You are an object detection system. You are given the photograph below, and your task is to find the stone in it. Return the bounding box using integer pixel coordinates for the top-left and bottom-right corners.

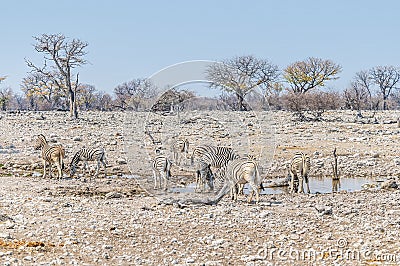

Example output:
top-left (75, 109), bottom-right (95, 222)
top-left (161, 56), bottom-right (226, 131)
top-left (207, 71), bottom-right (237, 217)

top-left (381, 179), bottom-right (398, 189)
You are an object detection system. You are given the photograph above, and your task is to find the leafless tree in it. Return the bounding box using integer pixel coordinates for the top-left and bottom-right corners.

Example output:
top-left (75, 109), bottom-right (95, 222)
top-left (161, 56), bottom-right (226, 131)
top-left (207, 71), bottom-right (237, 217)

top-left (206, 55), bottom-right (280, 111)
top-left (344, 70), bottom-right (382, 119)
top-left (114, 79), bottom-right (156, 110)
top-left (25, 33), bottom-right (88, 118)
top-left (369, 66), bottom-right (400, 110)
top-left (284, 57), bottom-right (342, 94)
top-left (151, 89), bottom-right (195, 112)
top-left (77, 84), bottom-right (96, 111)
top-left (21, 72), bottom-right (65, 110)
top-left (95, 92), bottom-right (114, 111)
top-left (282, 90), bottom-right (342, 121)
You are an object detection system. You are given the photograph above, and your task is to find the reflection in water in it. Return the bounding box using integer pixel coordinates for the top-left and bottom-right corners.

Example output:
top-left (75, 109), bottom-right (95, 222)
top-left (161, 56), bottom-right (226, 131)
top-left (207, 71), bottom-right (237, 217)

top-left (117, 175), bottom-right (374, 195)
top-left (332, 179), bottom-right (341, 192)
top-left (259, 176), bottom-right (371, 195)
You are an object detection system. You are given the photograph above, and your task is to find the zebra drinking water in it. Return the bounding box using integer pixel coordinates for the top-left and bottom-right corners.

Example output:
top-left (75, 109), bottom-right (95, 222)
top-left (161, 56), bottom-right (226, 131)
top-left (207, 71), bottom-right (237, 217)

top-left (212, 158), bottom-right (262, 204)
top-left (191, 145), bottom-right (239, 192)
top-left (70, 147), bottom-right (107, 180)
top-left (288, 152), bottom-right (311, 193)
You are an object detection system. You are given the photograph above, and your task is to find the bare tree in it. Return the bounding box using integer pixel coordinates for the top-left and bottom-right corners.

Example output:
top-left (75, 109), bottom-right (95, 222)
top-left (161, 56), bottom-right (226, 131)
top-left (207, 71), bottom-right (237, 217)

top-left (114, 79), bottom-right (156, 110)
top-left (369, 66), bottom-right (400, 110)
top-left (206, 55), bottom-right (279, 111)
top-left (21, 72), bottom-right (65, 110)
top-left (25, 33), bottom-right (88, 118)
top-left (95, 91), bottom-right (113, 111)
top-left (151, 89), bottom-right (195, 112)
top-left (284, 57), bottom-right (342, 94)
top-left (77, 84), bottom-right (96, 111)
top-left (282, 90), bottom-right (342, 121)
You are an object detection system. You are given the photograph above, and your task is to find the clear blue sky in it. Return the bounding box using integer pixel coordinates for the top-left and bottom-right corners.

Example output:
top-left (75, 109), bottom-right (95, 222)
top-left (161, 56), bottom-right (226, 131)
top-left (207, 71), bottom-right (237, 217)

top-left (1, 0), bottom-right (400, 95)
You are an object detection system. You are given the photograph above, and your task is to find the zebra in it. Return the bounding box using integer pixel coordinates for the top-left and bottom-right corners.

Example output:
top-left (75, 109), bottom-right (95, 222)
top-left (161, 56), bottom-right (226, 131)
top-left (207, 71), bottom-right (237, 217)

top-left (190, 145), bottom-right (239, 192)
top-left (152, 155), bottom-right (172, 190)
top-left (212, 158), bottom-right (262, 204)
top-left (34, 134), bottom-right (65, 179)
top-left (287, 152), bottom-right (311, 194)
top-left (171, 138), bottom-right (189, 166)
top-left (70, 147), bottom-right (107, 180)
top-left (195, 161), bottom-right (214, 192)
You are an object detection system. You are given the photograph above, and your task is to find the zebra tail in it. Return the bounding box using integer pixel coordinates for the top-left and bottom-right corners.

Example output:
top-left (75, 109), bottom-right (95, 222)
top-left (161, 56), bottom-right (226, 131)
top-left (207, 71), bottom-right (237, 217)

top-left (190, 153), bottom-right (194, 166)
top-left (255, 164), bottom-right (264, 190)
top-left (60, 155), bottom-right (64, 171)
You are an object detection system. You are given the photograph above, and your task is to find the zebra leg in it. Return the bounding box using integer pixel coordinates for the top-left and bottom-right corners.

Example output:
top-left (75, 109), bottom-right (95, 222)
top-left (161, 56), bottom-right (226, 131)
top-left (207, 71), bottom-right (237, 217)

top-left (153, 169), bottom-right (158, 189)
top-left (42, 160), bottom-right (47, 179)
top-left (298, 176), bottom-right (304, 193)
top-left (95, 160), bottom-right (100, 179)
top-left (101, 158), bottom-right (107, 177)
top-left (162, 170), bottom-right (168, 191)
top-left (248, 182), bottom-right (260, 203)
top-left (48, 162), bottom-right (53, 179)
top-left (305, 175), bottom-right (310, 194)
top-left (195, 171), bottom-right (200, 192)
top-left (289, 172), bottom-right (295, 194)
top-left (57, 163), bottom-right (62, 180)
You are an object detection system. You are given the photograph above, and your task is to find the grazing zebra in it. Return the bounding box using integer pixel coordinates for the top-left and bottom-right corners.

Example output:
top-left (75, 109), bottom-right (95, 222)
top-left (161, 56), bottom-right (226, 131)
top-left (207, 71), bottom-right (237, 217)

top-left (171, 138), bottom-right (189, 165)
top-left (212, 158), bottom-right (262, 204)
top-left (191, 145), bottom-right (239, 192)
top-left (34, 134), bottom-right (65, 179)
top-left (288, 152), bottom-right (311, 194)
top-left (152, 155), bottom-right (172, 190)
top-left (70, 147), bottom-right (107, 180)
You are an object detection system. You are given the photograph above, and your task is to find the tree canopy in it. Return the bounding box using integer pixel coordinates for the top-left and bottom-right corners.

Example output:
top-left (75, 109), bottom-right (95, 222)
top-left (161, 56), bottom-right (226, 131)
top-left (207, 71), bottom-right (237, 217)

top-left (284, 57), bottom-right (342, 94)
top-left (206, 55), bottom-right (279, 111)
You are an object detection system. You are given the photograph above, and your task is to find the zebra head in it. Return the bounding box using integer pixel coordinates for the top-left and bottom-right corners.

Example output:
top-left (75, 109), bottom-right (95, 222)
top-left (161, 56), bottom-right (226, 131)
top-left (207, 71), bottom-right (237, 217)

top-left (69, 164), bottom-right (77, 178)
top-left (34, 134), bottom-right (47, 150)
top-left (286, 163), bottom-right (292, 182)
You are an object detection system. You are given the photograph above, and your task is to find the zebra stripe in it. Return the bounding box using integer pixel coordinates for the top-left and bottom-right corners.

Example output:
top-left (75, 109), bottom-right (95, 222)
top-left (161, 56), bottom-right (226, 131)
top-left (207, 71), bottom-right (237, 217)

top-left (191, 145), bottom-right (239, 192)
top-left (195, 161), bottom-right (214, 192)
top-left (70, 147), bottom-right (107, 180)
top-left (288, 152), bottom-right (311, 194)
top-left (152, 155), bottom-right (171, 190)
top-left (171, 138), bottom-right (189, 165)
top-left (212, 158), bottom-right (262, 204)
top-left (34, 134), bottom-right (65, 179)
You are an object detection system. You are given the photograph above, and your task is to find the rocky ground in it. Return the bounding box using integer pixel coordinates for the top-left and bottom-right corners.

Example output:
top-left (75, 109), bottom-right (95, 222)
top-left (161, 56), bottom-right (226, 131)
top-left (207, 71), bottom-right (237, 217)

top-left (1, 110), bottom-right (400, 265)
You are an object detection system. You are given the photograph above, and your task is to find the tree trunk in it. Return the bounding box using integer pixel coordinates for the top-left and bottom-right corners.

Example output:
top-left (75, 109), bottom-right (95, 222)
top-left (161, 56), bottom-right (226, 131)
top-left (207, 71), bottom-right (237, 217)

top-left (383, 94), bottom-right (388, 110)
top-left (236, 93), bottom-right (247, 111)
top-left (69, 88), bottom-right (78, 119)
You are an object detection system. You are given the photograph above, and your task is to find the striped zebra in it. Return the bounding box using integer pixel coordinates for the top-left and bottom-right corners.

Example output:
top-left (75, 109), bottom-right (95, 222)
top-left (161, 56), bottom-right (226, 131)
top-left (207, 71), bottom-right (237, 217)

top-left (152, 155), bottom-right (172, 190)
top-left (195, 161), bottom-right (214, 192)
top-left (171, 138), bottom-right (189, 165)
top-left (34, 134), bottom-right (65, 179)
top-left (288, 152), bottom-right (311, 194)
top-left (70, 147), bottom-right (107, 180)
top-left (212, 158), bottom-right (262, 204)
top-left (191, 145), bottom-right (239, 192)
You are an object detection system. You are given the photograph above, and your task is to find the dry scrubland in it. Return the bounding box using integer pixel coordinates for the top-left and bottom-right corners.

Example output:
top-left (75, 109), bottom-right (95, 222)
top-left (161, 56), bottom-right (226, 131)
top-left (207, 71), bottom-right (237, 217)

top-left (0, 110), bottom-right (400, 265)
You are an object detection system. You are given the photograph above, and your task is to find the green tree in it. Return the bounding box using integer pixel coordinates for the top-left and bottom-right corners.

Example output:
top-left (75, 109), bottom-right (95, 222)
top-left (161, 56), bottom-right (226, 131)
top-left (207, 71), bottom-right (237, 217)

top-left (284, 57), bottom-right (342, 94)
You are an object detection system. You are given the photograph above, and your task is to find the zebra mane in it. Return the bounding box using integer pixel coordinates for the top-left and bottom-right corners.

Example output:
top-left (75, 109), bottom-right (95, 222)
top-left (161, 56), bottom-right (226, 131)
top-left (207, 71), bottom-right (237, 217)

top-left (37, 134), bottom-right (48, 144)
